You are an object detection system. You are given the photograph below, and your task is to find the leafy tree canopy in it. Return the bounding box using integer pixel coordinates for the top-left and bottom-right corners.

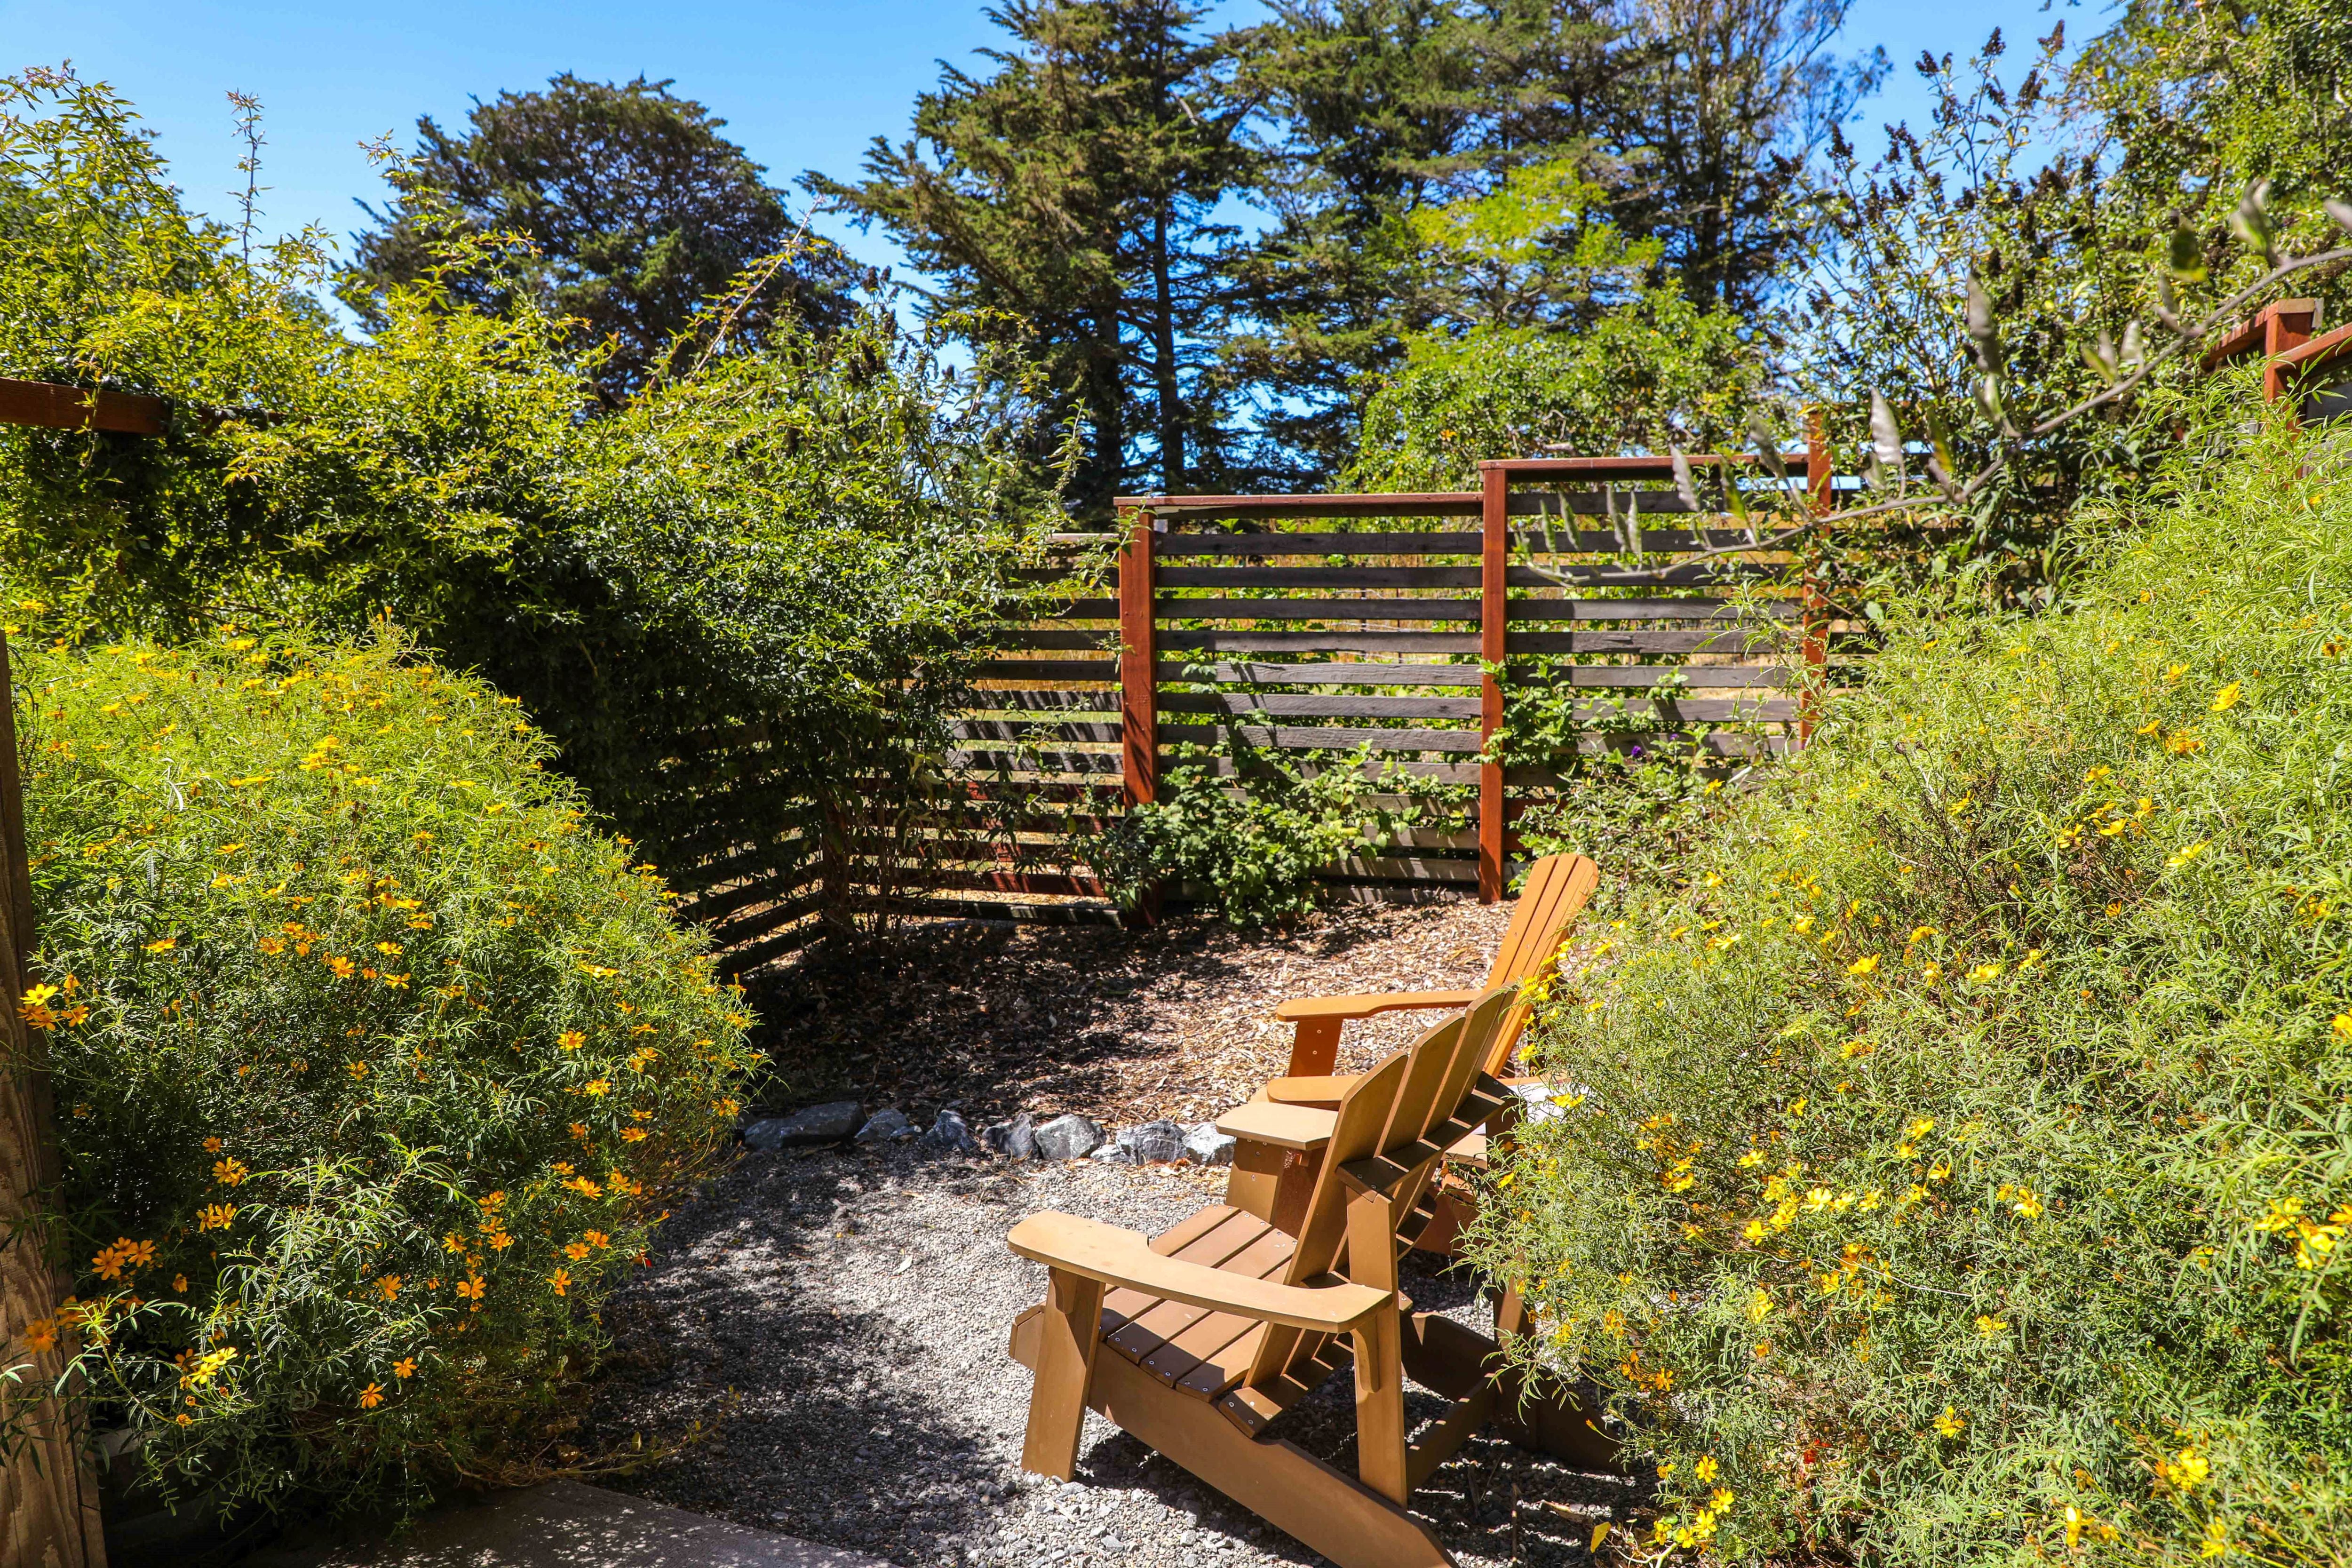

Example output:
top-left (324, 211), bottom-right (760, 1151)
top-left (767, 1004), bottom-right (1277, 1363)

top-left (343, 73), bottom-right (860, 403)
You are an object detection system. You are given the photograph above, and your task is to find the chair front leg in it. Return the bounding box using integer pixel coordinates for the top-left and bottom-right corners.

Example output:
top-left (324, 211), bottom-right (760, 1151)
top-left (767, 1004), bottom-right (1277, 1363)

top-left (1351, 1305), bottom-right (1409, 1504)
top-left (1020, 1266), bottom-right (1105, 1479)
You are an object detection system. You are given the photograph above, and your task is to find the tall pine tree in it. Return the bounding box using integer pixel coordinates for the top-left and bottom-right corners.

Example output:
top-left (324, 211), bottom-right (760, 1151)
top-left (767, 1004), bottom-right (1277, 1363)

top-left (813, 1), bottom-right (1247, 514)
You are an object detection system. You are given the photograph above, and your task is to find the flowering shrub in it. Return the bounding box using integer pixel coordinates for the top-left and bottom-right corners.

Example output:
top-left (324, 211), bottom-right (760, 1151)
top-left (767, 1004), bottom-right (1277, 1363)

top-left (11, 633), bottom-right (756, 1516)
top-left (1470, 392), bottom-right (2352, 1564)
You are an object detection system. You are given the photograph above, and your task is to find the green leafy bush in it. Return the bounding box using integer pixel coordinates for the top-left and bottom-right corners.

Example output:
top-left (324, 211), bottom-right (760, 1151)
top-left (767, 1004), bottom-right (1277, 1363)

top-left (1092, 746), bottom-right (1446, 927)
top-left (0, 66), bottom-right (1061, 886)
top-left (12, 633), bottom-right (757, 1516)
top-left (1470, 393), bottom-right (2352, 1564)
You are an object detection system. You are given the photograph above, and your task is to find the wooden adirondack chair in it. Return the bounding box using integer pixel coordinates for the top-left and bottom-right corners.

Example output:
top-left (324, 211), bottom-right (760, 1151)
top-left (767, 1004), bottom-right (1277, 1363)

top-left (1271, 852), bottom-right (1600, 1083)
top-left (1248, 853), bottom-right (1598, 1256)
top-left (1006, 984), bottom-right (1612, 1568)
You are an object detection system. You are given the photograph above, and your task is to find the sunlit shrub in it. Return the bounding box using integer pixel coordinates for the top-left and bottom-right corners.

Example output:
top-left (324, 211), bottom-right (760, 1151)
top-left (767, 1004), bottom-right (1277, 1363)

top-left (13, 632), bottom-right (757, 1515)
top-left (1470, 393), bottom-right (2352, 1564)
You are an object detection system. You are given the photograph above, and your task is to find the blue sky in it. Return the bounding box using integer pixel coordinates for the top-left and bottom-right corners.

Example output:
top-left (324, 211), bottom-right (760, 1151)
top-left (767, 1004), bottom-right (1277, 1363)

top-left (2, 0), bottom-right (2093, 281)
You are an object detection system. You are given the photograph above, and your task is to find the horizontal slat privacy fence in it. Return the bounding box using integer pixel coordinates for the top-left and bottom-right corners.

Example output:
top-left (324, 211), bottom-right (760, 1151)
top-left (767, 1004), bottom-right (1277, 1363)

top-left (636, 724), bottom-right (827, 979)
top-left (855, 446), bottom-right (1850, 924)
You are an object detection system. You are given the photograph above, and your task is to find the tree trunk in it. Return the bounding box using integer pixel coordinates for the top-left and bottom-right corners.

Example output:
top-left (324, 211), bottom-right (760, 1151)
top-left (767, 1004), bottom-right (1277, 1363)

top-left (1151, 203), bottom-right (1184, 493)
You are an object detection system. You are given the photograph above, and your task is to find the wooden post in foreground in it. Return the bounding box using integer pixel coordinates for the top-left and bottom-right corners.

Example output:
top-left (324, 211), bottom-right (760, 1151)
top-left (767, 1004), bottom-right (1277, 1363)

top-left (1478, 465), bottom-right (1509, 903)
top-left (0, 632), bottom-right (109, 1568)
top-left (1116, 508), bottom-right (1160, 923)
top-left (1798, 412), bottom-right (1833, 748)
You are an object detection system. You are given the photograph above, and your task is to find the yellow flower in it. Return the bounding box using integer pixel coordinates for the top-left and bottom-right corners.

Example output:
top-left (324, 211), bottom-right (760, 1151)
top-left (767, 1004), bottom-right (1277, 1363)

top-left (584, 1078), bottom-right (612, 1097)
top-left (2082, 766), bottom-right (2112, 783)
top-left (2162, 1447), bottom-right (2210, 1492)
top-left (2201, 1517), bottom-right (2231, 1559)
top-left (1905, 1117), bottom-right (1935, 1140)
top-left (357, 1382), bottom-right (385, 1409)
top-left (2335, 1015), bottom-right (2352, 1040)
top-left (2211, 682), bottom-right (2241, 712)
top-left (1745, 1289), bottom-right (1771, 1323)
top-left (558, 1030), bottom-right (586, 1051)
top-left (197, 1203), bottom-right (237, 1231)
top-left (2167, 841), bottom-right (2210, 869)
top-left (143, 937), bottom-right (178, 954)
top-left (1847, 954), bottom-right (1881, 976)
top-left (1934, 1405), bottom-right (1965, 1438)
top-left (1968, 962), bottom-right (2002, 982)
top-left (1975, 1315), bottom-right (2005, 1338)
top-left (212, 1158), bottom-right (246, 1186)
top-left (1694, 1457), bottom-right (1719, 1481)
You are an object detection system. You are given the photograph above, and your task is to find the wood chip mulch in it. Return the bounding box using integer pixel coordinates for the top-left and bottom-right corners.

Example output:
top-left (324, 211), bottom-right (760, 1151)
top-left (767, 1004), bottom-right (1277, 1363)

top-left (742, 899), bottom-right (1516, 1131)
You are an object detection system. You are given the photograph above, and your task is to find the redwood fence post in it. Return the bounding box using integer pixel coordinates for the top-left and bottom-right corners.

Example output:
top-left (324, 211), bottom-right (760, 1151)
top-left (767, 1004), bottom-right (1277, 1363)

top-left (1116, 507), bottom-right (1160, 922)
top-left (1799, 410), bottom-right (1832, 747)
top-left (2263, 300), bottom-right (2317, 405)
top-left (0, 631), bottom-right (109, 1568)
top-left (1478, 464), bottom-right (1508, 903)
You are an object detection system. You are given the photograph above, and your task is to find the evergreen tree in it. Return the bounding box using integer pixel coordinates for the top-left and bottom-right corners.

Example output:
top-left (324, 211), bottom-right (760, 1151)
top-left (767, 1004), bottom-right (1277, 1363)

top-left (343, 74), bottom-right (858, 404)
top-left (814, 1), bottom-right (1248, 514)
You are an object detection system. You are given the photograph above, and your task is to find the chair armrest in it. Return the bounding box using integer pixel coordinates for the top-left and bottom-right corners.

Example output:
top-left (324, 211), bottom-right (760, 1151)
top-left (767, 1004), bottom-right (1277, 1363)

top-left (1215, 1100), bottom-right (1338, 1152)
top-left (1272, 988), bottom-right (1480, 1023)
top-left (1262, 1074), bottom-right (1355, 1106)
top-left (1009, 1212), bottom-right (1391, 1333)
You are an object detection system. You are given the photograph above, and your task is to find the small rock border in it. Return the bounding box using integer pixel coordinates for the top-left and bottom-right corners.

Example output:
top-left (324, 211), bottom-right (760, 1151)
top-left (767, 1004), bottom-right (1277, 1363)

top-left (739, 1104), bottom-right (1237, 1169)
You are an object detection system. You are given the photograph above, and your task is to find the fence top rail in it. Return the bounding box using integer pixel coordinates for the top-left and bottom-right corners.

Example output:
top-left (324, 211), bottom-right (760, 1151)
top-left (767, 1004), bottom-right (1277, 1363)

top-left (0, 375), bottom-right (169, 436)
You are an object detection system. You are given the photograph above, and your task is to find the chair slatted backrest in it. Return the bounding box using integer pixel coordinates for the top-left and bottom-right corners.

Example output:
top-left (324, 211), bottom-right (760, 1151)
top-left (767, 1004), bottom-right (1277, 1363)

top-left (1478, 853), bottom-right (1599, 1076)
top-left (1376, 984), bottom-right (1518, 1259)
top-left (1244, 989), bottom-right (1512, 1389)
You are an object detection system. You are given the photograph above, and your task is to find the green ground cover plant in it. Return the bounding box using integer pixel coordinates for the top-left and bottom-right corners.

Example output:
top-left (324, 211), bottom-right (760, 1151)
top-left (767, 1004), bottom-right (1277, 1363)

top-left (1470, 384), bottom-right (2352, 1565)
top-left (12, 632), bottom-right (757, 1516)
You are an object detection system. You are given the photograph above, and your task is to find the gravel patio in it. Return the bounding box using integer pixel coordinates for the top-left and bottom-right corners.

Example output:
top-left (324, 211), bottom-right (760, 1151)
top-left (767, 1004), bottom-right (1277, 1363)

top-left (579, 900), bottom-right (1638, 1568)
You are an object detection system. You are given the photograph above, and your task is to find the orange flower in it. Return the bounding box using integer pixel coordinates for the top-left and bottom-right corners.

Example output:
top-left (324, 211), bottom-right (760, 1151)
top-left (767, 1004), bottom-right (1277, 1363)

top-left (326, 955), bottom-right (355, 978)
top-left (357, 1382), bottom-right (384, 1409)
top-left (620, 1128), bottom-right (649, 1142)
top-left (393, 1357), bottom-right (417, 1380)
top-left (377, 1275), bottom-right (402, 1300)
top-left (91, 1244), bottom-right (126, 1281)
top-left (454, 1276), bottom-right (486, 1307)
top-left (196, 1203), bottom-right (238, 1232)
top-left (202, 1137), bottom-right (222, 1153)
top-left (557, 1031), bottom-right (585, 1051)
top-left (584, 1230), bottom-right (609, 1249)
top-left (22, 1316), bottom-right (58, 1353)
top-left (171, 1274), bottom-right (188, 1293)
top-left (548, 1269), bottom-right (572, 1296)
top-left (212, 1158), bottom-right (247, 1186)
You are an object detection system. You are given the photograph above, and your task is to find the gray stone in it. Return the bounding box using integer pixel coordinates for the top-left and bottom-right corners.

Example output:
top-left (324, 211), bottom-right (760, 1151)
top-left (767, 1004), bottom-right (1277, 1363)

top-left (1120, 1119), bottom-right (1189, 1164)
top-left (851, 1108), bottom-right (913, 1145)
top-left (742, 1100), bottom-right (862, 1151)
top-left (983, 1112), bottom-right (1038, 1159)
top-left (917, 1108), bottom-right (981, 1154)
top-left (1032, 1113), bottom-right (1104, 1161)
top-left (1089, 1139), bottom-right (1136, 1164)
top-left (1180, 1122), bottom-right (1237, 1167)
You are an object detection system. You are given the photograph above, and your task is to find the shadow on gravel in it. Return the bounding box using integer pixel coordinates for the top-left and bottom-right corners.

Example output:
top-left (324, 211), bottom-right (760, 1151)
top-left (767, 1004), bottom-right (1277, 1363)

top-left (744, 914), bottom-right (1267, 1118)
top-left (583, 1154), bottom-right (1030, 1564)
